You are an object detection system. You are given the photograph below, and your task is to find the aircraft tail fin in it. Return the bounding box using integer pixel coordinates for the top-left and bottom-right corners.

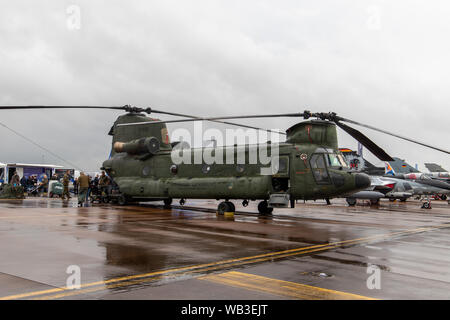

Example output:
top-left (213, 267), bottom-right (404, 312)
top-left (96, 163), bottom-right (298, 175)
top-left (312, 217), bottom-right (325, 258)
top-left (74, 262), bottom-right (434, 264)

top-left (424, 163), bottom-right (447, 173)
top-left (388, 157), bottom-right (420, 174)
top-left (385, 162), bottom-right (396, 176)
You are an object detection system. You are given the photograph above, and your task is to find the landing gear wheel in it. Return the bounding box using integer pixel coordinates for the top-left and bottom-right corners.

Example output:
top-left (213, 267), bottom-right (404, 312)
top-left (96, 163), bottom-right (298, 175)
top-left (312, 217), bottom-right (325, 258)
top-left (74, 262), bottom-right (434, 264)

top-left (400, 198), bottom-right (407, 202)
top-left (440, 195), bottom-right (447, 201)
top-left (163, 198), bottom-right (173, 208)
top-left (117, 194), bottom-right (128, 206)
top-left (226, 201), bottom-right (235, 212)
top-left (217, 201), bottom-right (234, 215)
top-left (422, 202), bottom-right (432, 209)
top-left (370, 198), bottom-right (380, 205)
top-left (346, 198), bottom-right (356, 206)
top-left (258, 200), bottom-right (273, 215)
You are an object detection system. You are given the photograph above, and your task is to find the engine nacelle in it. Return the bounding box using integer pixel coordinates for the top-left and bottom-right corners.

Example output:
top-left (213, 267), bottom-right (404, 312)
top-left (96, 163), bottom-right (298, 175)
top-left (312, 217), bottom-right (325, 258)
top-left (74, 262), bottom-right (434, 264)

top-left (114, 137), bottom-right (160, 155)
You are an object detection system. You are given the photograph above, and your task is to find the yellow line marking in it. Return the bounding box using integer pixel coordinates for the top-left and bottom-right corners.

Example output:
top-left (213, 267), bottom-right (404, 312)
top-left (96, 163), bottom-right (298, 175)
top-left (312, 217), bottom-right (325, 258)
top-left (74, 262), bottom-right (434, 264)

top-left (199, 271), bottom-right (376, 300)
top-left (32, 275), bottom-right (166, 300)
top-left (1, 223), bottom-right (449, 300)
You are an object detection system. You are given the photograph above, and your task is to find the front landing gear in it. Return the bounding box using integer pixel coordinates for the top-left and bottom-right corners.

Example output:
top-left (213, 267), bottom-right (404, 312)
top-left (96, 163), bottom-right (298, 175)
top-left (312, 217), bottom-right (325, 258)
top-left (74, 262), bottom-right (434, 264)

top-left (117, 194), bottom-right (129, 206)
top-left (258, 200), bottom-right (273, 215)
top-left (217, 201), bottom-right (235, 215)
top-left (421, 196), bottom-right (432, 209)
top-left (421, 201), bottom-right (432, 209)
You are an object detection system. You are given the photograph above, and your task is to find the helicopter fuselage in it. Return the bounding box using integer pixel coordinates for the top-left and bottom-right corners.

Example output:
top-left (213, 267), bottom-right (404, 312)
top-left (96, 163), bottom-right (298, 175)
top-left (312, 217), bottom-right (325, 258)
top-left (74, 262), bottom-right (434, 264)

top-left (103, 142), bottom-right (369, 202)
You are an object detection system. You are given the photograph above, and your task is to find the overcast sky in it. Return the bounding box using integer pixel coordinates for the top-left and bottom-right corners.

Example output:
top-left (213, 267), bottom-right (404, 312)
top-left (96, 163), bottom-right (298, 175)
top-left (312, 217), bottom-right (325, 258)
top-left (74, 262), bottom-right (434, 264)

top-left (0, 0), bottom-right (449, 172)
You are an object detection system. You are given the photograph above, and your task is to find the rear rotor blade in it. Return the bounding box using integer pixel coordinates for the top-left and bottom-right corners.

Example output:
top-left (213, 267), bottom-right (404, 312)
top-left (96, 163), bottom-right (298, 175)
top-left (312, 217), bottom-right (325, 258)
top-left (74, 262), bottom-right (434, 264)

top-left (0, 105), bottom-right (126, 111)
top-left (335, 121), bottom-right (394, 161)
top-left (0, 106), bottom-right (288, 135)
top-left (340, 117), bottom-right (450, 155)
top-left (149, 109), bottom-right (288, 135)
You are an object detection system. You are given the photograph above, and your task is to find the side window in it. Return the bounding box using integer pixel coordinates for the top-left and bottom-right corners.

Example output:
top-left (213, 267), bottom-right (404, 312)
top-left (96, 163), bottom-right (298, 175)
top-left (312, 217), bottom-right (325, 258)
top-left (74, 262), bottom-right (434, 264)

top-left (310, 154), bottom-right (330, 184)
top-left (272, 156), bottom-right (289, 176)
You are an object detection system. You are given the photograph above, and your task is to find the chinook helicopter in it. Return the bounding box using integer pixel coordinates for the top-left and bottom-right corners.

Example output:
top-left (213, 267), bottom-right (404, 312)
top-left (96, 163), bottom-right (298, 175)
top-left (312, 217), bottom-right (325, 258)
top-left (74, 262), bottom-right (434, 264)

top-left (0, 105), bottom-right (448, 214)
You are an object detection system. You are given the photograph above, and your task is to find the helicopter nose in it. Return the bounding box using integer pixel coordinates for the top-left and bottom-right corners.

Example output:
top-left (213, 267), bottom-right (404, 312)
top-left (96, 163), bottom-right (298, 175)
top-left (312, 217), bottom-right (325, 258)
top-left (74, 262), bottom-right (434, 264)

top-left (355, 173), bottom-right (371, 189)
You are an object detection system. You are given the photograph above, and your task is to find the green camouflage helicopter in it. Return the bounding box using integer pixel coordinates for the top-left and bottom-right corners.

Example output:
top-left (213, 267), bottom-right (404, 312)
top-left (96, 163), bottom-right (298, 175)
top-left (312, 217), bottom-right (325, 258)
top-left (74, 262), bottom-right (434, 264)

top-left (1, 106), bottom-right (448, 214)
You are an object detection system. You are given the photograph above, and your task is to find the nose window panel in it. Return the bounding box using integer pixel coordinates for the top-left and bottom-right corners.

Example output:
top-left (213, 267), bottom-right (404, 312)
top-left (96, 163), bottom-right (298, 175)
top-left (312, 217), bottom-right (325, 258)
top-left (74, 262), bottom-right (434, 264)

top-left (310, 154), bottom-right (331, 184)
top-left (327, 154), bottom-right (341, 167)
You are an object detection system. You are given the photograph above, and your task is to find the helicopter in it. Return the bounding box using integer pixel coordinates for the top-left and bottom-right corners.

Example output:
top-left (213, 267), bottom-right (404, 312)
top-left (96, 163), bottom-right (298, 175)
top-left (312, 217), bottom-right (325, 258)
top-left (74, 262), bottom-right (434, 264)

top-left (0, 105), bottom-right (448, 214)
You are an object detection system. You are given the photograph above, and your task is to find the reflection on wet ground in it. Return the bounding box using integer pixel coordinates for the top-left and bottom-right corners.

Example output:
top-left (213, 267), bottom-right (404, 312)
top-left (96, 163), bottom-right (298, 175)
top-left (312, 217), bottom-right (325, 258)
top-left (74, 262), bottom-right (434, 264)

top-left (0, 197), bottom-right (449, 299)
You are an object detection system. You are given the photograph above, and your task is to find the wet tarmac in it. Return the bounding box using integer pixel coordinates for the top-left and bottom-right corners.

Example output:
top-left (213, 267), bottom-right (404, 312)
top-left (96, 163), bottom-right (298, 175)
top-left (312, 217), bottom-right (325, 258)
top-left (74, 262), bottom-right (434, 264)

top-left (0, 197), bottom-right (449, 300)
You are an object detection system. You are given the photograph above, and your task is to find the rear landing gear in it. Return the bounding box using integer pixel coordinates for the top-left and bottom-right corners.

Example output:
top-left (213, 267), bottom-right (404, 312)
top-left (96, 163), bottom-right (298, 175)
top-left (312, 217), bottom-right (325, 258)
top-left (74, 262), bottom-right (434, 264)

top-left (217, 201), bottom-right (235, 215)
top-left (422, 202), bottom-right (432, 209)
top-left (163, 198), bottom-right (172, 208)
top-left (258, 200), bottom-right (273, 215)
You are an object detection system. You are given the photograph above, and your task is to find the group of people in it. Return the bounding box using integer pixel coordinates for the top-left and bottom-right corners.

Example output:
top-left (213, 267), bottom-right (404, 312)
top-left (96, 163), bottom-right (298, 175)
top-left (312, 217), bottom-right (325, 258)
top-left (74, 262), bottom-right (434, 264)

top-left (8, 170), bottom-right (113, 207)
top-left (73, 171), bottom-right (112, 207)
top-left (10, 171), bottom-right (51, 196)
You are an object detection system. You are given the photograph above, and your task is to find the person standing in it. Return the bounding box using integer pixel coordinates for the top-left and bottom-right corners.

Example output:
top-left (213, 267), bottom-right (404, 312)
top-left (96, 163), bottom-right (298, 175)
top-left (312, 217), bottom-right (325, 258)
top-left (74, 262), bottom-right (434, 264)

top-left (98, 171), bottom-right (111, 196)
top-left (73, 178), bottom-right (79, 195)
top-left (10, 171), bottom-right (20, 187)
top-left (26, 176), bottom-right (33, 190)
top-left (31, 175), bottom-right (37, 187)
top-left (62, 170), bottom-right (71, 200)
top-left (20, 175), bottom-right (28, 188)
top-left (10, 171), bottom-right (22, 196)
top-left (77, 172), bottom-right (90, 207)
top-left (40, 174), bottom-right (49, 196)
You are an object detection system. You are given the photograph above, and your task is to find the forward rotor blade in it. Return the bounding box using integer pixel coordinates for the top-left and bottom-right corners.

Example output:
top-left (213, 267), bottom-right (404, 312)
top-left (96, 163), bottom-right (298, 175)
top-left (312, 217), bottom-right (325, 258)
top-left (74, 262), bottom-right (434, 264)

top-left (340, 117), bottom-right (450, 155)
top-left (118, 112), bottom-right (306, 127)
top-left (335, 121), bottom-right (394, 161)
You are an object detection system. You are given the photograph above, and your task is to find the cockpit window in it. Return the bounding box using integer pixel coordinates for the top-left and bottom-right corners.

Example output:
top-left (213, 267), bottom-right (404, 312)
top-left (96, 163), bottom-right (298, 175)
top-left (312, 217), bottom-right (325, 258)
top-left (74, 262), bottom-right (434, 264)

top-left (327, 154), bottom-right (341, 167)
top-left (310, 154), bottom-right (331, 184)
top-left (325, 153), bottom-right (349, 169)
top-left (337, 154), bottom-right (349, 168)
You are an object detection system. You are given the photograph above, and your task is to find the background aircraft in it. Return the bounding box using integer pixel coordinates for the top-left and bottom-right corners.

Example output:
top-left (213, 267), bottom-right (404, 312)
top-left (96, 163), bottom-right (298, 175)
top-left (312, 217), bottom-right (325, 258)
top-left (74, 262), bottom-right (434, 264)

top-left (341, 148), bottom-right (450, 208)
top-left (424, 163), bottom-right (450, 180)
